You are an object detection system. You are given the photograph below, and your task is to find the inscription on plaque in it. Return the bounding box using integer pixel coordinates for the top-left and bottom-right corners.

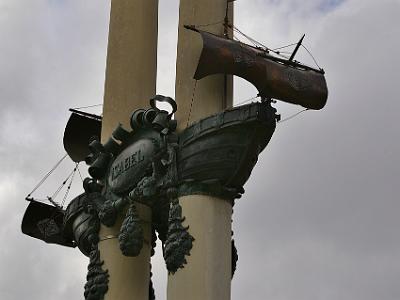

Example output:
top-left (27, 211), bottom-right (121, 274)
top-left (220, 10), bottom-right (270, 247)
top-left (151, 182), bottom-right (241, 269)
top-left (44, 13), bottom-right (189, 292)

top-left (108, 139), bottom-right (157, 193)
top-left (111, 149), bottom-right (145, 181)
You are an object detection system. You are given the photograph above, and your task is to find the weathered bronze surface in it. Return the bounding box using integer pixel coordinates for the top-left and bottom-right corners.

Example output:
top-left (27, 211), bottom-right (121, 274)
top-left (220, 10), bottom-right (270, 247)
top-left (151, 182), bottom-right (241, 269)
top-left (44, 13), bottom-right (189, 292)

top-left (23, 96), bottom-right (282, 299)
top-left (84, 247), bottom-right (109, 300)
top-left (178, 101), bottom-right (276, 196)
top-left (108, 138), bottom-right (158, 194)
top-left (82, 200), bottom-right (109, 300)
top-left (164, 198), bottom-right (195, 274)
top-left (21, 200), bottom-right (75, 247)
top-left (65, 180), bottom-right (109, 300)
top-left (64, 191), bottom-right (103, 257)
top-left (63, 112), bottom-right (102, 162)
top-left (188, 27), bottom-right (328, 110)
top-left (118, 202), bottom-right (144, 257)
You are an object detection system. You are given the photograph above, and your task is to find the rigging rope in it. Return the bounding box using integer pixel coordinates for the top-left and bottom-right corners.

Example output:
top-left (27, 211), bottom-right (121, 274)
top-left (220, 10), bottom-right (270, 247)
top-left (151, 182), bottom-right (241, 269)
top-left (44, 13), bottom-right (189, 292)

top-left (186, 80), bottom-right (198, 127)
top-left (71, 103), bottom-right (103, 110)
top-left (47, 197), bottom-right (63, 211)
top-left (194, 20), bottom-right (225, 28)
top-left (231, 26), bottom-right (261, 48)
top-left (232, 95), bottom-right (259, 108)
top-left (61, 164), bottom-right (78, 208)
top-left (272, 42), bottom-right (298, 51)
top-left (278, 108), bottom-right (309, 124)
top-left (301, 44), bottom-right (322, 70)
top-left (26, 153), bottom-right (68, 199)
top-left (26, 154), bottom-right (81, 210)
top-left (189, 0), bottom-right (232, 30)
top-left (231, 25), bottom-right (292, 60)
top-left (189, 19), bottom-right (323, 71)
top-left (49, 167), bottom-right (76, 203)
top-left (231, 25), bottom-right (323, 69)
top-left (77, 165), bottom-right (84, 182)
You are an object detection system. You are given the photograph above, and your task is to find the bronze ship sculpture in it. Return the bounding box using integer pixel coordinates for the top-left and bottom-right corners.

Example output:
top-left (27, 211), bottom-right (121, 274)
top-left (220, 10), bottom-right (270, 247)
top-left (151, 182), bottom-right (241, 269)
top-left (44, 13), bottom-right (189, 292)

top-left (186, 25), bottom-right (328, 110)
top-left (22, 18), bottom-right (328, 300)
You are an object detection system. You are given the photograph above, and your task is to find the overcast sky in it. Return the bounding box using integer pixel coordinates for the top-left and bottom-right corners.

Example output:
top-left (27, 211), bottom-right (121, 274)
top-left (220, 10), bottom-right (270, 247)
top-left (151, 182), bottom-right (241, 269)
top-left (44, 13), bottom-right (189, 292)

top-left (1, 0), bottom-right (399, 299)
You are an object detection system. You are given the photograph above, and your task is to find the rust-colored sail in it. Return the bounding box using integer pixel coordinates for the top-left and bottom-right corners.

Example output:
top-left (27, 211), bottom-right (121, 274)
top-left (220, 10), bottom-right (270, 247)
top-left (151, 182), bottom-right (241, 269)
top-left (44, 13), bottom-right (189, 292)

top-left (188, 27), bottom-right (328, 110)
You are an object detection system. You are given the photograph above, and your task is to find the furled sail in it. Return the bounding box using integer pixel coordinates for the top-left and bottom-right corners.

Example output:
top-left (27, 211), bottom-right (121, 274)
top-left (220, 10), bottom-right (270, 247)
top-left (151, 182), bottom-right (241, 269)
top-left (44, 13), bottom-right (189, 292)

top-left (187, 26), bottom-right (328, 110)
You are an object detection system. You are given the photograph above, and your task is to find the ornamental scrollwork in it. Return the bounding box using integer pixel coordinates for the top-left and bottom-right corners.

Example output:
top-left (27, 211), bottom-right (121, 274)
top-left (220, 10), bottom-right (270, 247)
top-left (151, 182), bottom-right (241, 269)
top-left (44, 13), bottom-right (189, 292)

top-left (60, 95), bottom-right (277, 299)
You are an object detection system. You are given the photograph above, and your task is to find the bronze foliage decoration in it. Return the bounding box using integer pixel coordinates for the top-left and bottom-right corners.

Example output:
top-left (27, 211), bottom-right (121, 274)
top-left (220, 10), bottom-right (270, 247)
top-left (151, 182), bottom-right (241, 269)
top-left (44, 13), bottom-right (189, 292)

top-left (164, 199), bottom-right (195, 273)
top-left (84, 248), bottom-right (109, 300)
top-left (119, 202), bottom-right (144, 257)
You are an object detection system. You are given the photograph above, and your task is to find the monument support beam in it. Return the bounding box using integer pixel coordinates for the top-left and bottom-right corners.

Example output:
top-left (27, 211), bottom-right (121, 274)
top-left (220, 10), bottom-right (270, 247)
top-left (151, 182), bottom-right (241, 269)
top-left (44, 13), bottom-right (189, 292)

top-left (168, 1), bottom-right (234, 300)
top-left (99, 0), bottom-right (158, 299)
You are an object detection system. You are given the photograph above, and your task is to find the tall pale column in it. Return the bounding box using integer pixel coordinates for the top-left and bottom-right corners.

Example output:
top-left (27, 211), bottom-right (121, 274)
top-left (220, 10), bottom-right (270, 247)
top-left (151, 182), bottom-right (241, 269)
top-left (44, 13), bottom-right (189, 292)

top-left (168, 1), bottom-right (234, 300)
top-left (100, 0), bottom-right (158, 299)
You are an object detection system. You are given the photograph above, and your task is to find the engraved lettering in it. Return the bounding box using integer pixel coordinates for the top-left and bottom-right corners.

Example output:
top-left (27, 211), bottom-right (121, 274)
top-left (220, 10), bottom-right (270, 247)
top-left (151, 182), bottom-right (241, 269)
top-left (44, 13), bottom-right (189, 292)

top-left (108, 139), bottom-right (156, 193)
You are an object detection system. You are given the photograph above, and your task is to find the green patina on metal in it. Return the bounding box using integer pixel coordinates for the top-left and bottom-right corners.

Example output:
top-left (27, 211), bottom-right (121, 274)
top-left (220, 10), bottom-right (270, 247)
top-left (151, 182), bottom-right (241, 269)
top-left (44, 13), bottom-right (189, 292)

top-left (22, 95), bottom-right (278, 299)
top-left (119, 202), bottom-right (144, 257)
top-left (63, 181), bottom-right (109, 300)
top-left (178, 181), bottom-right (243, 201)
top-left (84, 248), bottom-right (109, 300)
top-left (19, 5), bottom-right (330, 296)
top-left (164, 198), bottom-right (195, 274)
top-left (178, 100), bottom-right (276, 193)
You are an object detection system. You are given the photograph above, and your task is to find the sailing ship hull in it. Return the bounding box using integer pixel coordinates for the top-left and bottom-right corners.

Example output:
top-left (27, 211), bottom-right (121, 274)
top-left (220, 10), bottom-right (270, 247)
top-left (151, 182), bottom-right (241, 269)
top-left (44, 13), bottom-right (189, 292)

top-left (191, 29), bottom-right (328, 110)
top-left (178, 102), bottom-right (276, 190)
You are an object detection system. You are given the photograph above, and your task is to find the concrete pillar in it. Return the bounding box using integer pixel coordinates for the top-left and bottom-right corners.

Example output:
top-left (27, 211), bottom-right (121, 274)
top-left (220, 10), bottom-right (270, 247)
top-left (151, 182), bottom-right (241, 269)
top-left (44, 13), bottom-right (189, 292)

top-left (174, 0), bottom-right (233, 132)
top-left (168, 1), bottom-right (234, 300)
top-left (101, 0), bottom-right (158, 139)
top-left (99, 0), bottom-right (158, 299)
top-left (99, 205), bottom-right (152, 300)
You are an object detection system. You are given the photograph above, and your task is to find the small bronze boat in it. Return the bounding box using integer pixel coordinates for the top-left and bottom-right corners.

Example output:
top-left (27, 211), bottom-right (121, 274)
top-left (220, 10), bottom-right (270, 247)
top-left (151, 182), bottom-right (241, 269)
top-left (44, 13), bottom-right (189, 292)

top-left (186, 26), bottom-right (328, 110)
top-left (178, 101), bottom-right (277, 190)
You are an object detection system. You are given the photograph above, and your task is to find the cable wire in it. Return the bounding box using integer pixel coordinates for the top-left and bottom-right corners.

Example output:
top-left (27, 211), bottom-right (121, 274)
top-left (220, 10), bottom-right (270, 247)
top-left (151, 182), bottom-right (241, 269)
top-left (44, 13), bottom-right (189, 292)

top-left (272, 42), bottom-right (298, 51)
top-left (194, 20), bottom-right (225, 28)
top-left (71, 103), bottom-right (103, 110)
top-left (232, 95), bottom-right (259, 108)
top-left (77, 164), bottom-right (84, 182)
top-left (49, 167), bottom-right (76, 202)
top-left (26, 153), bottom-right (68, 199)
top-left (61, 164), bottom-right (78, 208)
top-left (301, 44), bottom-right (322, 70)
top-left (278, 108), bottom-right (309, 124)
top-left (231, 25), bottom-right (292, 60)
top-left (186, 80), bottom-right (198, 127)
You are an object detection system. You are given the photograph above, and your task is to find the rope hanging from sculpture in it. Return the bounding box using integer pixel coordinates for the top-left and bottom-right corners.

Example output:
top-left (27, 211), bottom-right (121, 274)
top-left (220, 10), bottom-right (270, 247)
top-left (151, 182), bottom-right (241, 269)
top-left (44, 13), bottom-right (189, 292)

top-left (25, 155), bottom-right (81, 210)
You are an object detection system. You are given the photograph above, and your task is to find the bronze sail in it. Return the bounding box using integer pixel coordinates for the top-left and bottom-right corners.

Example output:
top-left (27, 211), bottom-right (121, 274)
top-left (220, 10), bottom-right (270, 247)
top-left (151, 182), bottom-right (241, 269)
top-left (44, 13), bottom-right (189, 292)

top-left (187, 26), bottom-right (328, 110)
top-left (63, 110), bottom-right (102, 162)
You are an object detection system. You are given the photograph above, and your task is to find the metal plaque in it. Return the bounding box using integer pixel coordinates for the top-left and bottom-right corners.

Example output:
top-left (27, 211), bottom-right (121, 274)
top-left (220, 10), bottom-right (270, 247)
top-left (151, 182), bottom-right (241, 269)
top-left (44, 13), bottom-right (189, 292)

top-left (108, 139), bottom-right (157, 194)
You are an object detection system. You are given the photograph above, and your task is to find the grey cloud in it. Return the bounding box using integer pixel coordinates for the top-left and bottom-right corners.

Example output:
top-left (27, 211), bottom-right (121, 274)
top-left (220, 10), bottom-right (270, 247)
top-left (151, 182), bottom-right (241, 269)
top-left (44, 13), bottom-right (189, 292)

top-left (1, 0), bottom-right (399, 299)
top-left (232, 1), bottom-right (400, 299)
